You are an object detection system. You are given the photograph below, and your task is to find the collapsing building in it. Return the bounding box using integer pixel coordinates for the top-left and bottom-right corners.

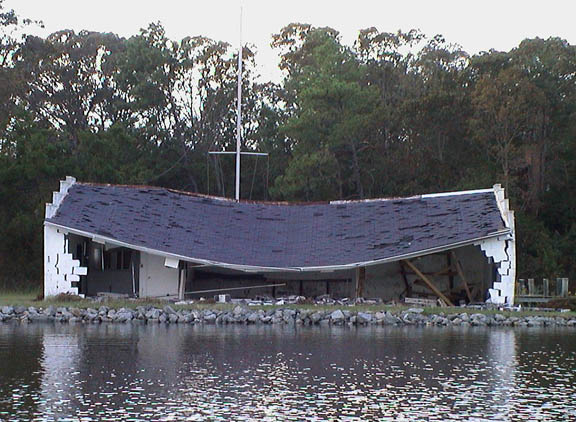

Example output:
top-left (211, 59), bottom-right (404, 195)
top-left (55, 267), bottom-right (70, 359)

top-left (44, 177), bottom-right (516, 305)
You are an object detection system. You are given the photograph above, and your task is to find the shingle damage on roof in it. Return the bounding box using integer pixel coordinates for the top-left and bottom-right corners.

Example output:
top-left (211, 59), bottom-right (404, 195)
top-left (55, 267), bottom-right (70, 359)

top-left (45, 183), bottom-right (508, 270)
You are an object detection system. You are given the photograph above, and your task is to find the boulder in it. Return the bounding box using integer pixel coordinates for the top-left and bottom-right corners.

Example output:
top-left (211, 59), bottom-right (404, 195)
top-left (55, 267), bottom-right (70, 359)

top-left (330, 309), bottom-right (345, 322)
top-left (14, 306), bottom-right (26, 314)
top-left (233, 305), bottom-right (248, 316)
top-left (310, 312), bottom-right (324, 324)
top-left (494, 313), bottom-right (507, 322)
top-left (382, 312), bottom-right (399, 325)
top-left (260, 315), bottom-right (272, 324)
top-left (203, 313), bottom-right (217, 323)
top-left (375, 311), bottom-right (386, 320)
top-left (163, 305), bottom-right (177, 315)
top-left (44, 306), bottom-right (56, 316)
top-left (146, 309), bottom-right (161, 320)
top-left (357, 312), bottom-right (373, 323)
top-left (115, 311), bottom-right (134, 323)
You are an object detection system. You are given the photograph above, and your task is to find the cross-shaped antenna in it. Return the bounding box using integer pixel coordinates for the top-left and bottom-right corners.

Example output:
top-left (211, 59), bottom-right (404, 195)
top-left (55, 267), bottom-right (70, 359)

top-left (209, 6), bottom-right (268, 201)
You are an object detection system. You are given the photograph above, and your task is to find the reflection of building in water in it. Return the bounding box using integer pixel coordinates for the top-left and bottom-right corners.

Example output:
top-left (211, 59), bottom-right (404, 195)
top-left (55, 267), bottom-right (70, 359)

top-left (39, 328), bottom-right (80, 418)
top-left (487, 330), bottom-right (517, 416)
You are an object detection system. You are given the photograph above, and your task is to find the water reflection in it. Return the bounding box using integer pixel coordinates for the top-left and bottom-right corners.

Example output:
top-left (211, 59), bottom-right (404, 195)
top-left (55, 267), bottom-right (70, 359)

top-left (0, 324), bottom-right (575, 421)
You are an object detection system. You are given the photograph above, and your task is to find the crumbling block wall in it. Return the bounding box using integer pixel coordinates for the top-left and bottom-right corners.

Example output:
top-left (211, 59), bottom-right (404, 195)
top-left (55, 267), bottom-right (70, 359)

top-left (44, 176), bottom-right (88, 297)
top-left (478, 237), bottom-right (515, 304)
top-left (44, 225), bottom-right (87, 297)
top-left (477, 184), bottom-right (516, 305)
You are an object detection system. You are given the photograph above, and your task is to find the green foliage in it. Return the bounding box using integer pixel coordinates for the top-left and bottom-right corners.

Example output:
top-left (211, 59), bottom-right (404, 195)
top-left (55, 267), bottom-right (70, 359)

top-left (272, 149), bottom-right (340, 200)
top-left (1, 3), bottom-right (576, 287)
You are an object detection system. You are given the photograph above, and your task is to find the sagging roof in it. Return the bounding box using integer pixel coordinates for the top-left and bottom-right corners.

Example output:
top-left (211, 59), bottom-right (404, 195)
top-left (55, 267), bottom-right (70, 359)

top-left (45, 182), bottom-right (509, 271)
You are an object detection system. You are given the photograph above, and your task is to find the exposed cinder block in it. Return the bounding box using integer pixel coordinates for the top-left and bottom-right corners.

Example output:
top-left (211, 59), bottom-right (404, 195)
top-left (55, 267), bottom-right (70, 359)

top-left (44, 223), bottom-right (86, 297)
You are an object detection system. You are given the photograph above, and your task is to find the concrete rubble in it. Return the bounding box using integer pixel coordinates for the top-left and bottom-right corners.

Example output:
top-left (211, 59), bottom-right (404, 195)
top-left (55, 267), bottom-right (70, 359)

top-left (0, 305), bottom-right (575, 327)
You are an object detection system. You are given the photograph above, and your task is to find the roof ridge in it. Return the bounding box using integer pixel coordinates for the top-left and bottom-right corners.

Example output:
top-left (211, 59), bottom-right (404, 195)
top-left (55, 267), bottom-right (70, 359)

top-left (77, 181), bottom-right (495, 206)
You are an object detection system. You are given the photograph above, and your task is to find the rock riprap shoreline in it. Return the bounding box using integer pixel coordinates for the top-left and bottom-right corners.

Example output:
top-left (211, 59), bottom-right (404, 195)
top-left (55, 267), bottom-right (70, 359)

top-left (1, 305), bottom-right (576, 327)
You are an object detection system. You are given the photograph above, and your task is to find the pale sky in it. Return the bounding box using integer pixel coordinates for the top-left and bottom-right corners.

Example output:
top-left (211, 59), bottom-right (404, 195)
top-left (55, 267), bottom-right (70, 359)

top-left (6, 0), bottom-right (576, 82)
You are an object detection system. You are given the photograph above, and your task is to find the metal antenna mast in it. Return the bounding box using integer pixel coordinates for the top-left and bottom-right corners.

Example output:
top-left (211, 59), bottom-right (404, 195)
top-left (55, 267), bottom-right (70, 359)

top-left (208, 4), bottom-right (268, 201)
top-left (235, 6), bottom-right (242, 201)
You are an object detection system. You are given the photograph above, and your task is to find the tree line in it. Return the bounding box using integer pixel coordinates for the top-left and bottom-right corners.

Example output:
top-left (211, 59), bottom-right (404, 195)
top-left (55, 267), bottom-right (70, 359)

top-left (1, 1), bottom-right (576, 288)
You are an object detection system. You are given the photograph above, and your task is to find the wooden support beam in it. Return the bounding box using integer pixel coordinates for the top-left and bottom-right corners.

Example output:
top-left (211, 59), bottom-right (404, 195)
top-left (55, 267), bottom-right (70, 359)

top-left (402, 260), bottom-right (454, 306)
top-left (399, 261), bottom-right (412, 298)
top-left (451, 251), bottom-right (473, 303)
top-left (355, 266), bottom-right (366, 299)
top-left (447, 252), bottom-right (455, 290)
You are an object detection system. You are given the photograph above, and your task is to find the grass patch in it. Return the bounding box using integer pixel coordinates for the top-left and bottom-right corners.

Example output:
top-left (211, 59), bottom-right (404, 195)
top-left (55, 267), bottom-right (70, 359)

top-left (0, 290), bottom-right (236, 311)
top-left (0, 289), bottom-right (42, 307)
top-left (1, 290), bottom-right (575, 318)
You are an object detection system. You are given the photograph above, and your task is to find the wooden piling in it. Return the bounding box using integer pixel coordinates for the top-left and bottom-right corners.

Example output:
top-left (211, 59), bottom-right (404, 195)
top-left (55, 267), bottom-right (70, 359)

top-left (543, 278), bottom-right (549, 297)
top-left (528, 278), bottom-right (535, 296)
top-left (355, 267), bottom-right (366, 299)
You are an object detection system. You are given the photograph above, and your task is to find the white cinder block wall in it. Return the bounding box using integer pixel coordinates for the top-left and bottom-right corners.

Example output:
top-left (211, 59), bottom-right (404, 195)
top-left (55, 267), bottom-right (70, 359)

top-left (44, 225), bottom-right (87, 297)
top-left (44, 176), bottom-right (88, 297)
top-left (478, 184), bottom-right (516, 305)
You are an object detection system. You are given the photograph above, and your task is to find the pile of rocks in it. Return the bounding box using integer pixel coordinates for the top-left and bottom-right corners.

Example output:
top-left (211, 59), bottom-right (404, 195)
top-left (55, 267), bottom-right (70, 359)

top-left (1, 304), bottom-right (576, 327)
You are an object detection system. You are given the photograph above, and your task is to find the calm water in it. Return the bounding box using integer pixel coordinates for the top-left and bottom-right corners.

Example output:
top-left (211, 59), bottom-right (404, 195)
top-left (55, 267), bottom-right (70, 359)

top-left (0, 324), bottom-right (575, 421)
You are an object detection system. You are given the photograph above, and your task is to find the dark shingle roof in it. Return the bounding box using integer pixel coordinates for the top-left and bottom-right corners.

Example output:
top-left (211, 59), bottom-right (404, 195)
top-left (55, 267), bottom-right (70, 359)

top-left (46, 184), bottom-right (507, 269)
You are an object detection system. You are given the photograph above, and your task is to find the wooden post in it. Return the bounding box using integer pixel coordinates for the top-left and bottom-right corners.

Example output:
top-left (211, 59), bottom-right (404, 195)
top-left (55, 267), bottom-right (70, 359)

top-left (181, 266), bottom-right (194, 300)
top-left (543, 278), bottom-right (549, 297)
top-left (451, 251), bottom-right (473, 303)
top-left (178, 264), bottom-right (186, 301)
top-left (399, 261), bottom-right (412, 298)
top-left (402, 260), bottom-right (454, 306)
top-left (562, 278), bottom-right (569, 297)
top-left (528, 278), bottom-right (535, 296)
top-left (518, 279), bottom-right (526, 295)
top-left (355, 267), bottom-right (366, 299)
top-left (446, 253), bottom-right (454, 290)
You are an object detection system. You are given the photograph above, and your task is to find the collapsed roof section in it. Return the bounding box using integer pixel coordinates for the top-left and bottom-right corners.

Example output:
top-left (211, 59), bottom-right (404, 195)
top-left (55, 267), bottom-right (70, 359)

top-left (44, 178), bottom-right (511, 272)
